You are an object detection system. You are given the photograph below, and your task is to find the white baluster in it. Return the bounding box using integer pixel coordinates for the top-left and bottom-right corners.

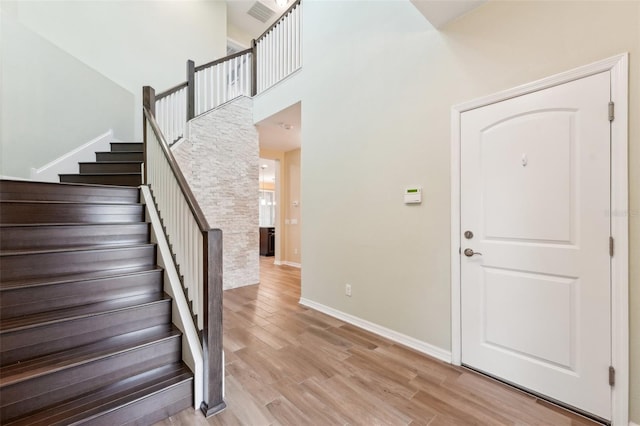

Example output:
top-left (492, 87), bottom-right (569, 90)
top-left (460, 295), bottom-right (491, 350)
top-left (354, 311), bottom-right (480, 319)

top-left (257, 43), bottom-right (263, 93)
top-left (215, 64), bottom-right (221, 108)
top-left (297, 4), bottom-right (302, 68)
top-left (211, 65), bottom-right (216, 107)
top-left (278, 21), bottom-right (285, 81)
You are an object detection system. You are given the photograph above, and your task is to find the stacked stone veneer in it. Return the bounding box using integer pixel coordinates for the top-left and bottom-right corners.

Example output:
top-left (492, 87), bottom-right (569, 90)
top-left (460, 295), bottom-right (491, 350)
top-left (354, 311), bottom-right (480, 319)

top-left (172, 96), bottom-right (259, 289)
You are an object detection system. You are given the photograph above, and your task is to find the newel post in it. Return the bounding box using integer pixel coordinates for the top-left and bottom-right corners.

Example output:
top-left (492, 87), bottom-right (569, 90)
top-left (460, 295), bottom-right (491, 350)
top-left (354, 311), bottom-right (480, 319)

top-left (143, 85), bottom-right (156, 116)
top-left (200, 229), bottom-right (226, 417)
top-left (187, 60), bottom-right (195, 120)
top-left (251, 39), bottom-right (258, 96)
top-left (142, 86), bottom-right (155, 185)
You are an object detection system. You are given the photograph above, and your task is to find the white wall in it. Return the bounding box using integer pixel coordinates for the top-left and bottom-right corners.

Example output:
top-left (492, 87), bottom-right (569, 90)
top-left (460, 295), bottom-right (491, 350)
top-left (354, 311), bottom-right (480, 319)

top-left (1, 0), bottom-right (227, 177)
top-left (289, 1), bottom-right (639, 421)
top-left (0, 12), bottom-right (134, 179)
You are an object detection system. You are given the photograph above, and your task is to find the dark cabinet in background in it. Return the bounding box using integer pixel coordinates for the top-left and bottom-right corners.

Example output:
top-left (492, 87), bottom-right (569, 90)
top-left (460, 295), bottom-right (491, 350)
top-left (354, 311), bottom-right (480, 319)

top-left (260, 227), bottom-right (275, 256)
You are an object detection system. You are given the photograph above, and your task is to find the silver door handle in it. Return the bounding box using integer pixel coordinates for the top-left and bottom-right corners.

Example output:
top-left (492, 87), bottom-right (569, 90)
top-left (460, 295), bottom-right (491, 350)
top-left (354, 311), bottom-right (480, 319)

top-left (464, 248), bottom-right (482, 257)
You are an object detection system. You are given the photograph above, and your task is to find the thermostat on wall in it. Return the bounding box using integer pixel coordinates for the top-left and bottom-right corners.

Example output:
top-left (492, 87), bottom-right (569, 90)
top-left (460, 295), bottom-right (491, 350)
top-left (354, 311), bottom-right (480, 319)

top-left (404, 187), bottom-right (422, 204)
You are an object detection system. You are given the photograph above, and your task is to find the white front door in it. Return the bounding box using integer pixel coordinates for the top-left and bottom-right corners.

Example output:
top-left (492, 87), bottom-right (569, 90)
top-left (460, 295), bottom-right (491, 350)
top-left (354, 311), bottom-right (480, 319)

top-left (460, 71), bottom-right (612, 420)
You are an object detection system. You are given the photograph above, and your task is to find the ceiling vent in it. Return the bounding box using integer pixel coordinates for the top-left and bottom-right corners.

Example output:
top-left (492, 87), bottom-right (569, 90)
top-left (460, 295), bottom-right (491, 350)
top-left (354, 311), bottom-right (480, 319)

top-left (247, 1), bottom-right (276, 23)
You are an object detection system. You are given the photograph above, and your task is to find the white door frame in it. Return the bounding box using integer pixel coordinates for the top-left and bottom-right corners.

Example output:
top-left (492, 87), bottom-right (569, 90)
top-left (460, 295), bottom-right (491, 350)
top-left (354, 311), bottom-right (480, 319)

top-left (450, 53), bottom-right (629, 425)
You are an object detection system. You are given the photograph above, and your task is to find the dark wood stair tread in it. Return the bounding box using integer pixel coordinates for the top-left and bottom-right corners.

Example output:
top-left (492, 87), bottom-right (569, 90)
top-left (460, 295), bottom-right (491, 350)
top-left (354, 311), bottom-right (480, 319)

top-left (78, 161), bottom-right (142, 165)
top-left (0, 266), bottom-right (162, 291)
top-left (60, 173), bottom-right (142, 177)
top-left (0, 222), bottom-right (148, 228)
top-left (3, 362), bottom-right (192, 426)
top-left (0, 243), bottom-right (156, 281)
top-left (0, 292), bottom-right (170, 334)
top-left (0, 222), bottom-right (150, 251)
top-left (0, 199), bottom-right (142, 206)
top-left (0, 180), bottom-right (139, 203)
top-left (0, 201), bottom-right (145, 225)
top-left (95, 151), bottom-right (143, 155)
top-left (78, 162), bottom-right (143, 173)
top-left (0, 324), bottom-right (181, 387)
top-left (0, 242), bottom-right (153, 257)
top-left (59, 173), bottom-right (142, 187)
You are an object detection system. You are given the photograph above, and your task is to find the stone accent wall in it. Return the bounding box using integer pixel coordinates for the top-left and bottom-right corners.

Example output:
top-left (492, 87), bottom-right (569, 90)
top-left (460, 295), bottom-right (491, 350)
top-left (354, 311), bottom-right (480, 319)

top-left (173, 96), bottom-right (259, 289)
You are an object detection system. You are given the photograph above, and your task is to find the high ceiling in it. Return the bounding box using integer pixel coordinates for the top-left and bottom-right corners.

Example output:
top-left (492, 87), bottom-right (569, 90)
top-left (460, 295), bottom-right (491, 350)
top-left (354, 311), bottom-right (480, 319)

top-left (409, 0), bottom-right (486, 28)
top-left (228, 0), bottom-right (487, 153)
top-left (227, 0), bottom-right (291, 44)
top-left (227, 0), bottom-right (488, 44)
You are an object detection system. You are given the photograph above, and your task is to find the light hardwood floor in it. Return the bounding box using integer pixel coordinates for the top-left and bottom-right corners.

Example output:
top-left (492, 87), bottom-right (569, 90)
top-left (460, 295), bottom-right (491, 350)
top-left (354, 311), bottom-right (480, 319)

top-left (156, 257), bottom-right (600, 426)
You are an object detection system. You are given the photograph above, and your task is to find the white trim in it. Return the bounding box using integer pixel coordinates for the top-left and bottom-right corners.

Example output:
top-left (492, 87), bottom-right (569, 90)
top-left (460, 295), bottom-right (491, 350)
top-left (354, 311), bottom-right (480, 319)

top-left (141, 185), bottom-right (204, 409)
top-left (629, 422), bottom-right (639, 426)
top-left (450, 53), bottom-right (629, 425)
top-left (450, 109), bottom-right (462, 366)
top-left (169, 136), bottom-right (187, 151)
top-left (299, 298), bottom-right (452, 363)
top-left (29, 130), bottom-right (116, 182)
top-left (1, 175), bottom-right (32, 181)
top-left (274, 158), bottom-right (282, 265)
top-left (610, 53), bottom-right (629, 426)
top-left (253, 67), bottom-right (302, 98)
top-left (282, 261), bottom-right (301, 268)
top-left (273, 260), bottom-right (284, 266)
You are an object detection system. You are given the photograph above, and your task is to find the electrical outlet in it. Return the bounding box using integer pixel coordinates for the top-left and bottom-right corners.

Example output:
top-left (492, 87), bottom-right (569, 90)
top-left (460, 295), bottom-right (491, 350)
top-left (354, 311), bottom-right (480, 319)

top-left (345, 284), bottom-right (352, 297)
top-left (294, 248), bottom-right (298, 255)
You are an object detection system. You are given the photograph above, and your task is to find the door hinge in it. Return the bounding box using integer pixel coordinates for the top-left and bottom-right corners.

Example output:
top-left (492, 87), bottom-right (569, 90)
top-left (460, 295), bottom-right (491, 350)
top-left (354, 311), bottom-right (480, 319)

top-left (609, 366), bottom-right (615, 386)
top-left (609, 236), bottom-right (614, 257)
top-left (608, 101), bottom-right (615, 121)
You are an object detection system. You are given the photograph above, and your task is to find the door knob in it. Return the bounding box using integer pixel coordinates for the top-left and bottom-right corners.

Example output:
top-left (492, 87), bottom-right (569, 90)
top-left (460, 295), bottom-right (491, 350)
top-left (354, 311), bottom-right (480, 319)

top-left (464, 248), bottom-right (482, 257)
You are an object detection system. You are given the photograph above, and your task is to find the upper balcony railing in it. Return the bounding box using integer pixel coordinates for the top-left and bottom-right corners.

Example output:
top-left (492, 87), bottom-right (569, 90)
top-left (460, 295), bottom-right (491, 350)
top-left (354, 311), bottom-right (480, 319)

top-left (154, 0), bottom-right (302, 145)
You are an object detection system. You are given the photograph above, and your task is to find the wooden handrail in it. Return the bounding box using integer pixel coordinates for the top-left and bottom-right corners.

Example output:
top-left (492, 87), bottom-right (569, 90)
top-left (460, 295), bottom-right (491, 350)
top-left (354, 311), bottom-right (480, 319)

top-left (156, 81), bottom-right (189, 101)
top-left (142, 85), bottom-right (225, 416)
top-left (256, 0), bottom-right (302, 43)
top-left (143, 89), bottom-right (210, 231)
top-left (194, 48), bottom-right (253, 73)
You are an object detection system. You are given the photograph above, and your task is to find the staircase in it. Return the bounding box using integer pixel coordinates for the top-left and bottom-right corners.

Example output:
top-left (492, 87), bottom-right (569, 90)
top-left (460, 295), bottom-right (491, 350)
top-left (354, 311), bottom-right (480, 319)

top-left (59, 142), bottom-right (143, 186)
top-left (0, 145), bottom-right (193, 425)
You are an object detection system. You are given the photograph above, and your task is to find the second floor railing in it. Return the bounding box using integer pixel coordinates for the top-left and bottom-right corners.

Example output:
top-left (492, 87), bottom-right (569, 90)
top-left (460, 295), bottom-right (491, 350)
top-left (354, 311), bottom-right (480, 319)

top-left (193, 49), bottom-right (253, 116)
top-left (255, 0), bottom-right (302, 93)
top-left (154, 0), bottom-right (302, 145)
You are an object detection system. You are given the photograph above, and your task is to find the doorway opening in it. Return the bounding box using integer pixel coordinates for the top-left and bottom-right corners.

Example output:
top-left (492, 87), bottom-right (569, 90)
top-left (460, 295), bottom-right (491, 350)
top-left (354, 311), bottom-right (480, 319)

top-left (256, 101), bottom-right (302, 269)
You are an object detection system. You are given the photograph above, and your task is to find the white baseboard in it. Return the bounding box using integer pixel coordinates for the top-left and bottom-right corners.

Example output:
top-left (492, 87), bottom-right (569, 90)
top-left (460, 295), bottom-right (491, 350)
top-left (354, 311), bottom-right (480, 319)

top-left (273, 260), bottom-right (283, 266)
top-left (629, 421), bottom-right (639, 426)
top-left (1, 175), bottom-right (32, 181)
top-left (140, 185), bottom-right (204, 408)
top-left (299, 298), bottom-right (452, 363)
top-left (282, 261), bottom-right (301, 268)
top-left (30, 130), bottom-right (117, 182)
top-left (223, 280), bottom-right (259, 291)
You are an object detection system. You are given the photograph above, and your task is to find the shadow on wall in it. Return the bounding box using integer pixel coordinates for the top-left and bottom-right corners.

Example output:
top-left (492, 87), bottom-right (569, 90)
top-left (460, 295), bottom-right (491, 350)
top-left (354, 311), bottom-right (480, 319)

top-left (0, 13), bottom-right (134, 179)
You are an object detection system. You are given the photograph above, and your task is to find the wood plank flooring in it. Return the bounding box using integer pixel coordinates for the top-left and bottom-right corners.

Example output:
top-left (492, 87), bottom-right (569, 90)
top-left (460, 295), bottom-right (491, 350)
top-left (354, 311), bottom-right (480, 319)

top-left (156, 257), bottom-right (600, 426)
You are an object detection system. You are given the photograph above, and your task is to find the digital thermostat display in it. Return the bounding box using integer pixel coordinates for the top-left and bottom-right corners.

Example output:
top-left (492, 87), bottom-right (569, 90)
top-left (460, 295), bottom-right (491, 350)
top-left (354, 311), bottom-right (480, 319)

top-left (404, 187), bottom-right (422, 204)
